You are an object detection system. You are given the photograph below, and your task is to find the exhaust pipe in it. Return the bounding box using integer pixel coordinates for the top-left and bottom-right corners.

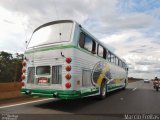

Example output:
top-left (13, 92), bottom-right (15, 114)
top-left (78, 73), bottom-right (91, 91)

top-left (25, 90), bottom-right (31, 95)
top-left (53, 92), bottom-right (58, 98)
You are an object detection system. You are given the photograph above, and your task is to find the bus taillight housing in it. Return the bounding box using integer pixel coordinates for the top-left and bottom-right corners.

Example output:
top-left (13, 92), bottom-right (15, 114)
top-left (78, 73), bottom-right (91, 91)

top-left (20, 81), bottom-right (25, 87)
top-left (65, 65), bottom-right (71, 71)
top-left (65, 74), bottom-right (71, 80)
top-left (22, 68), bottom-right (26, 73)
top-left (21, 75), bottom-right (25, 80)
top-left (65, 82), bottom-right (71, 88)
top-left (66, 58), bottom-right (72, 63)
top-left (22, 61), bottom-right (26, 66)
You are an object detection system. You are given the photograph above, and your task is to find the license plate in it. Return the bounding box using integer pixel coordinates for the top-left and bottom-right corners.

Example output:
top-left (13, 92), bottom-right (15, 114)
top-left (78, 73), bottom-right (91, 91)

top-left (38, 77), bottom-right (48, 83)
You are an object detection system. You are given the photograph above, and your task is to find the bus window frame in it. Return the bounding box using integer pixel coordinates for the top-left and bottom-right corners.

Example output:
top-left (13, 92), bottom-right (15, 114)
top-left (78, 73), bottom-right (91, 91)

top-left (116, 57), bottom-right (119, 65)
top-left (111, 53), bottom-right (115, 63)
top-left (97, 44), bottom-right (106, 59)
top-left (79, 32), bottom-right (96, 54)
top-left (79, 32), bottom-right (85, 48)
top-left (107, 51), bottom-right (111, 62)
top-left (28, 21), bottom-right (73, 49)
top-left (36, 66), bottom-right (51, 75)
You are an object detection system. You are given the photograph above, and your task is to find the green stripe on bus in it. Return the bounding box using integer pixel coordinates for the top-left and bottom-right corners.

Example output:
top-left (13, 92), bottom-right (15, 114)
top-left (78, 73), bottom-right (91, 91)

top-left (25, 44), bottom-right (76, 54)
top-left (21, 87), bottom-right (99, 99)
top-left (108, 84), bottom-right (123, 90)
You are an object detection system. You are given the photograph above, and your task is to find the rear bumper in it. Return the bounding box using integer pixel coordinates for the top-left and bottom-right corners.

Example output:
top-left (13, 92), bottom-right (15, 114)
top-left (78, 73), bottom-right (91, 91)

top-left (21, 88), bottom-right (99, 99)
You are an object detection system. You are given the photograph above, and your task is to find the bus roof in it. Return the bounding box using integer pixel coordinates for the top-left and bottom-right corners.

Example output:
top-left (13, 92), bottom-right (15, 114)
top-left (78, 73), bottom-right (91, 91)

top-left (32, 19), bottom-right (127, 65)
top-left (33, 20), bottom-right (75, 33)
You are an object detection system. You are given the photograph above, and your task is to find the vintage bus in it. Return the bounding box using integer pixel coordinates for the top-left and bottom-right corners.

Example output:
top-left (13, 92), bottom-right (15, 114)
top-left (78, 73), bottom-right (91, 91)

top-left (21, 20), bottom-right (128, 99)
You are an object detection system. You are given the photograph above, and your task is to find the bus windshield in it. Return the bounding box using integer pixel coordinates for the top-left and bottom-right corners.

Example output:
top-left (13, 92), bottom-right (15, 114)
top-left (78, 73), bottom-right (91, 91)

top-left (28, 22), bottom-right (73, 48)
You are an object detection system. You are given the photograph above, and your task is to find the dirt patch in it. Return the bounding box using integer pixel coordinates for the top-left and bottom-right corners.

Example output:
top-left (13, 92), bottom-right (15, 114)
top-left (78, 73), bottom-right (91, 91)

top-left (0, 90), bottom-right (22, 100)
top-left (0, 82), bottom-right (22, 100)
top-left (0, 82), bottom-right (21, 92)
top-left (0, 82), bottom-right (42, 106)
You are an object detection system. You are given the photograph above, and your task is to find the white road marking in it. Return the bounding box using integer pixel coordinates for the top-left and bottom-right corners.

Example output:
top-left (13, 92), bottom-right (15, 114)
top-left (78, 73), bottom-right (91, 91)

top-left (120, 97), bottom-right (124, 101)
top-left (132, 88), bottom-right (137, 91)
top-left (0, 98), bottom-right (54, 109)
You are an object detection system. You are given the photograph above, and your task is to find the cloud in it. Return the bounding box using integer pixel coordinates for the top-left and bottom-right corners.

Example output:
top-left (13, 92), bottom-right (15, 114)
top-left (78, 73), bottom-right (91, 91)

top-left (0, 0), bottom-right (119, 51)
top-left (125, 53), bottom-right (160, 78)
top-left (0, 0), bottom-right (99, 30)
top-left (102, 13), bottom-right (154, 31)
top-left (0, 7), bottom-right (28, 53)
top-left (100, 29), bottom-right (160, 79)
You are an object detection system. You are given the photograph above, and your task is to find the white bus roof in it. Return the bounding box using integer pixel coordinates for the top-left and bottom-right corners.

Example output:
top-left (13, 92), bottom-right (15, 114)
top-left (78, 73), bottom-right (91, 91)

top-left (32, 19), bottom-right (127, 65)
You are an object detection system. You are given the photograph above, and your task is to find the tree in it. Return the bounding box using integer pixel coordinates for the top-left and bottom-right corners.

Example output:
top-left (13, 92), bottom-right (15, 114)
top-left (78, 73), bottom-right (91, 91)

top-left (0, 51), bottom-right (23, 83)
top-left (0, 51), bottom-right (13, 62)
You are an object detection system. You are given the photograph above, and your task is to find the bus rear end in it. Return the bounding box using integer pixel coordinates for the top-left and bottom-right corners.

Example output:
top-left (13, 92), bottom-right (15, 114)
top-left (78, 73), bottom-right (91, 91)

top-left (21, 20), bottom-right (81, 99)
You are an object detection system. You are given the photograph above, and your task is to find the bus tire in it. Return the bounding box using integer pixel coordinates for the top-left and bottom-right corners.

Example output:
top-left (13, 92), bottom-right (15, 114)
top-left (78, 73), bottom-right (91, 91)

top-left (98, 80), bottom-right (107, 99)
top-left (156, 87), bottom-right (159, 91)
top-left (122, 79), bottom-right (127, 90)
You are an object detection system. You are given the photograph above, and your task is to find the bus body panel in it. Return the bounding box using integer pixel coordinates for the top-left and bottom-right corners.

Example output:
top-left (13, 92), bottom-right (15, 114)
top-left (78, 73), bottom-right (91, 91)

top-left (22, 46), bottom-right (127, 99)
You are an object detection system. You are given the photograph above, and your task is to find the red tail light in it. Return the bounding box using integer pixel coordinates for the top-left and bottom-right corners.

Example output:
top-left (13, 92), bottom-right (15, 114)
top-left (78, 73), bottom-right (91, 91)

top-left (66, 58), bottom-right (72, 63)
top-left (22, 68), bottom-right (26, 73)
top-left (21, 75), bottom-right (25, 80)
top-left (65, 82), bottom-right (71, 88)
top-left (20, 82), bottom-right (24, 87)
top-left (22, 61), bottom-right (26, 66)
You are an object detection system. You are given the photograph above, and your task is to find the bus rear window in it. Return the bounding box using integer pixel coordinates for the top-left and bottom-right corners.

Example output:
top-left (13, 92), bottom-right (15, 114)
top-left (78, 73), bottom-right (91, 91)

top-left (36, 66), bottom-right (50, 75)
top-left (28, 22), bottom-right (73, 48)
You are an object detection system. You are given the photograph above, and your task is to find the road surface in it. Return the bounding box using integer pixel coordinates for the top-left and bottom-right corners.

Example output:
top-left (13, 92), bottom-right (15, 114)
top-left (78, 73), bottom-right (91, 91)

top-left (0, 80), bottom-right (160, 120)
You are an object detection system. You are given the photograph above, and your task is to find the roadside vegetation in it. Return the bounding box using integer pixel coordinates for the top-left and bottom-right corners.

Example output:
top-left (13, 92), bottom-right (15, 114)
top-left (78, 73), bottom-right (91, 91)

top-left (0, 51), bottom-right (23, 83)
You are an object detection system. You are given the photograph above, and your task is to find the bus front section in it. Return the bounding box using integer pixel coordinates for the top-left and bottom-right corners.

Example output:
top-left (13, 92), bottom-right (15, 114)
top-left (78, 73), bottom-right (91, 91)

top-left (21, 20), bottom-right (81, 99)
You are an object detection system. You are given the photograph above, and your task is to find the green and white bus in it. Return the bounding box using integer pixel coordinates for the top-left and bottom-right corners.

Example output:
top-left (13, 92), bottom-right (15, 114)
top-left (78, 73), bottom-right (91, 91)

top-left (21, 20), bottom-right (128, 99)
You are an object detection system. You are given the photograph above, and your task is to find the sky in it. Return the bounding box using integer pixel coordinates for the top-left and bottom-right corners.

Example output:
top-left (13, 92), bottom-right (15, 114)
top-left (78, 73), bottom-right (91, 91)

top-left (0, 0), bottom-right (160, 79)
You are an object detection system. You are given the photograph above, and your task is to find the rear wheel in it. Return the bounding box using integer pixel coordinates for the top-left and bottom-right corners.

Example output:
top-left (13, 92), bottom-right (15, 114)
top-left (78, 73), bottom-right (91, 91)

top-left (153, 86), bottom-right (155, 89)
top-left (99, 80), bottom-right (107, 99)
top-left (156, 87), bottom-right (159, 91)
top-left (122, 79), bottom-right (127, 90)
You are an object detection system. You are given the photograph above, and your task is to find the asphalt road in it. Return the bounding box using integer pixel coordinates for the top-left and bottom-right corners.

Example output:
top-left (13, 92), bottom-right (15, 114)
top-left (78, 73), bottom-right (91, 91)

top-left (0, 80), bottom-right (160, 120)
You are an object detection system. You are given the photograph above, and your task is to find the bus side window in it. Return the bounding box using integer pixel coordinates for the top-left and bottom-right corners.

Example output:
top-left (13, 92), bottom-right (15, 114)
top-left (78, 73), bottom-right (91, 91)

top-left (118, 59), bottom-right (120, 66)
top-left (103, 48), bottom-right (106, 59)
top-left (119, 60), bottom-right (122, 67)
top-left (79, 32), bottom-right (96, 54)
top-left (79, 32), bottom-right (85, 48)
top-left (116, 57), bottom-right (119, 65)
top-left (84, 36), bottom-right (93, 52)
top-left (107, 51), bottom-right (111, 62)
top-left (114, 56), bottom-right (116, 65)
top-left (126, 67), bottom-right (128, 72)
top-left (120, 61), bottom-right (123, 68)
top-left (97, 44), bottom-right (106, 59)
top-left (111, 53), bottom-right (115, 63)
top-left (122, 62), bottom-right (125, 69)
top-left (92, 41), bottom-right (96, 54)
top-left (115, 57), bottom-right (117, 65)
